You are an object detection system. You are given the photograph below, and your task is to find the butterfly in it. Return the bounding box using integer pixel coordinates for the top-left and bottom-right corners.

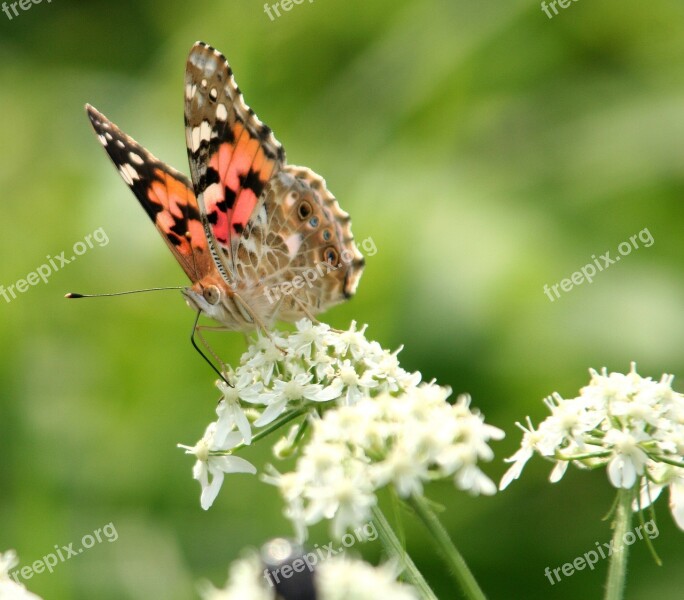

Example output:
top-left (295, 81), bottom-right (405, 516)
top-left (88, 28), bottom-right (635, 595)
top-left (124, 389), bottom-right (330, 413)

top-left (85, 41), bottom-right (364, 336)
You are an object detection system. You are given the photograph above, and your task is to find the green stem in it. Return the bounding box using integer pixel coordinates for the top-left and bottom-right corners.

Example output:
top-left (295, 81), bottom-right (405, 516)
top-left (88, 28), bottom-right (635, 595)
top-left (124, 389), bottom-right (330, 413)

top-left (229, 407), bottom-right (308, 453)
top-left (408, 494), bottom-right (487, 600)
top-left (653, 455), bottom-right (684, 469)
top-left (604, 487), bottom-right (635, 600)
top-left (371, 505), bottom-right (438, 600)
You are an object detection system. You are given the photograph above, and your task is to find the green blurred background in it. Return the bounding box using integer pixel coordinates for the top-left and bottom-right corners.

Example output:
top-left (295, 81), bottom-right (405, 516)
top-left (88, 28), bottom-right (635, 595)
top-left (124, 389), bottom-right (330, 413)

top-left (2, 0), bottom-right (684, 597)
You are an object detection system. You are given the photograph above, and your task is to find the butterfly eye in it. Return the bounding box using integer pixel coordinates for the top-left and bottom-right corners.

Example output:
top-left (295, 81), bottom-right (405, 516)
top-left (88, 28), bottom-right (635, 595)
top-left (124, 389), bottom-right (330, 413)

top-left (297, 201), bottom-right (313, 220)
top-left (203, 285), bottom-right (220, 305)
top-left (323, 247), bottom-right (339, 266)
top-left (308, 216), bottom-right (319, 228)
top-left (322, 229), bottom-right (332, 241)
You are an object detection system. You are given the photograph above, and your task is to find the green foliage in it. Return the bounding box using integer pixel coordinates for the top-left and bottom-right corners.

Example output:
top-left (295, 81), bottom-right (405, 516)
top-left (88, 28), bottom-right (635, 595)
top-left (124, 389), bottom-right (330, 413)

top-left (2, 0), bottom-right (684, 597)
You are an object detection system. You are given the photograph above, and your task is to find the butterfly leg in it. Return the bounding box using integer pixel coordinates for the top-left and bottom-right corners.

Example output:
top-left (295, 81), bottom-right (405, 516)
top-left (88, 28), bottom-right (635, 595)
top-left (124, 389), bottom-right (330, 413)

top-left (195, 328), bottom-right (229, 375)
top-left (290, 295), bottom-right (344, 333)
top-left (233, 291), bottom-right (288, 355)
top-left (190, 311), bottom-right (232, 385)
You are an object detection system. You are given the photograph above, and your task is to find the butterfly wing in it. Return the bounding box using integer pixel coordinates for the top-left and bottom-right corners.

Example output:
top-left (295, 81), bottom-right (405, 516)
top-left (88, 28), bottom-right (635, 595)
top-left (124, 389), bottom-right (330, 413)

top-left (184, 41), bottom-right (285, 279)
top-left (233, 165), bottom-right (365, 321)
top-left (86, 104), bottom-right (215, 283)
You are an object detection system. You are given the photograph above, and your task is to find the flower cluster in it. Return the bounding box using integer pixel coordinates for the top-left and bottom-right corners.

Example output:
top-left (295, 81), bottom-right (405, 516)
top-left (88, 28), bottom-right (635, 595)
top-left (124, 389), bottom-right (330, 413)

top-left (200, 554), bottom-right (418, 600)
top-left (500, 363), bottom-right (684, 529)
top-left (266, 386), bottom-right (503, 539)
top-left (180, 320), bottom-right (421, 509)
top-left (180, 320), bottom-right (502, 522)
top-left (0, 551), bottom-right (42, 600)
top-left (215, 320), bottom-right (421, 434)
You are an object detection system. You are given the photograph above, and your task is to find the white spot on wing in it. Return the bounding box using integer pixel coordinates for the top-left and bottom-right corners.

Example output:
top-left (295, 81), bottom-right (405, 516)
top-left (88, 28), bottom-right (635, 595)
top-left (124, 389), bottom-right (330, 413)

top-left (285, 192), bottom-right (298, 208)
top-left (204, 183), bottom-right (222, 202)
top-left (256, 205), bottom-right (267, 224)
top-left (129, 152), bottom-right (144, 165)
top-left (216, 103), bottom-right (228, 121)
top-left (284, 234), bottom-right (302, 258)
top-left (241, 237), bottom-right (257, 253)
top-left (200, 120), bottom-right (212, 141)
top-left (119, 164), bottom-right (139, 186)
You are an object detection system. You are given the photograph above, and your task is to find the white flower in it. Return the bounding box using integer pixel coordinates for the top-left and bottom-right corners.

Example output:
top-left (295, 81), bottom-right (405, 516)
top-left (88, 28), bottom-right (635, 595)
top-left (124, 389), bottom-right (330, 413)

top-left (179, 423), bottom-right (256, 510)
top-left (500, 418), bottom-right (546, 490)
top-left (330, 360), bottom-right (378, 405)
top-left (328, 321), bottom-right (370, 359)
top-left (288, 319), bottom-right (334, 357)
top-left (199, 555), bottom-right (270, 600)
top-left (501, 363), bottom-right (684, 530)
top-left (0, 551), bottom-right (43, 600)
top-left (216, 373), bottom-right (263, 445)
top-left (255, 372), bottom-right (341, 427)
top-left (305, 460), bottom-right (377, 540)
top-left (267, 384), bottom-right (502, 538)
top-left (316, 557), bottom-right (418, 600)
top-left (637, 463), bottom-right (684, 529)
top-left (605, 429), bottom-right (649, 489)
top-left (202, 553), bottom-right (418, 600)
top-left (0, 551), bottom-right (17, 580)
top-left (373, 441), bottom-right (431, 497)
top-left (242, 338), bottom-right (285, 386)
top-left (185, 320), bottom-right (500, 517)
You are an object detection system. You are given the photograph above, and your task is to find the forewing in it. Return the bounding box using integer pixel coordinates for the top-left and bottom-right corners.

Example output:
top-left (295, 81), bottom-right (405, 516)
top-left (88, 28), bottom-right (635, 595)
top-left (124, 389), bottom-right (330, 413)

top-left (86, 104), bottom-right (214, 283)
top-left (184, 41), bottom-right (285, 274)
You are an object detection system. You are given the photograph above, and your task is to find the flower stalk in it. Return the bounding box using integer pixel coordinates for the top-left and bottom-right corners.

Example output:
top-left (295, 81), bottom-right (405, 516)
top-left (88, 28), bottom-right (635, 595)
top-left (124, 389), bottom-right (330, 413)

top-left (604, 487), bottom-right (635, 600)
top-left (408, 494), bottom-right (487, 600)
top-left (371, 505), bottom-right (438, 600)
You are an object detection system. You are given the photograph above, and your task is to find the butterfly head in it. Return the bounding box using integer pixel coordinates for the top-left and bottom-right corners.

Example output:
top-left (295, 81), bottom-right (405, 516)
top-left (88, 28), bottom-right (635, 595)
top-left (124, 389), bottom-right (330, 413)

top-left (182, 280), bottom-right (258, 331)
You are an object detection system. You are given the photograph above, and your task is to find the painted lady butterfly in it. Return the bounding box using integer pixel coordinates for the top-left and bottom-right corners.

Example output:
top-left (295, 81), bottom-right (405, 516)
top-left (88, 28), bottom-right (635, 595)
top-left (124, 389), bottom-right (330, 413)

top-left (85, 41), bottom-right (364, 333)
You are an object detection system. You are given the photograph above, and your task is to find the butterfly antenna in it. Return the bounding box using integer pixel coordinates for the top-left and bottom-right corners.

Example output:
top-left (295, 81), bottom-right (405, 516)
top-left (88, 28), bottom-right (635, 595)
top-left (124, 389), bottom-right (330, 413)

top-left (190, 310), bottom-right (232, 386)
top-left (65, 287), bottom-right (183, 298)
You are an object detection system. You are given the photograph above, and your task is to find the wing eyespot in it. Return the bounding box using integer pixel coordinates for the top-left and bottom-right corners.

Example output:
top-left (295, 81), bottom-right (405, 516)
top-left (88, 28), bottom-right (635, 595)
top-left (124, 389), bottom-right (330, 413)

top-left (297, 201), bottom-right (313, 220)
top-left (323, 247), bottom-right (339, 267)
